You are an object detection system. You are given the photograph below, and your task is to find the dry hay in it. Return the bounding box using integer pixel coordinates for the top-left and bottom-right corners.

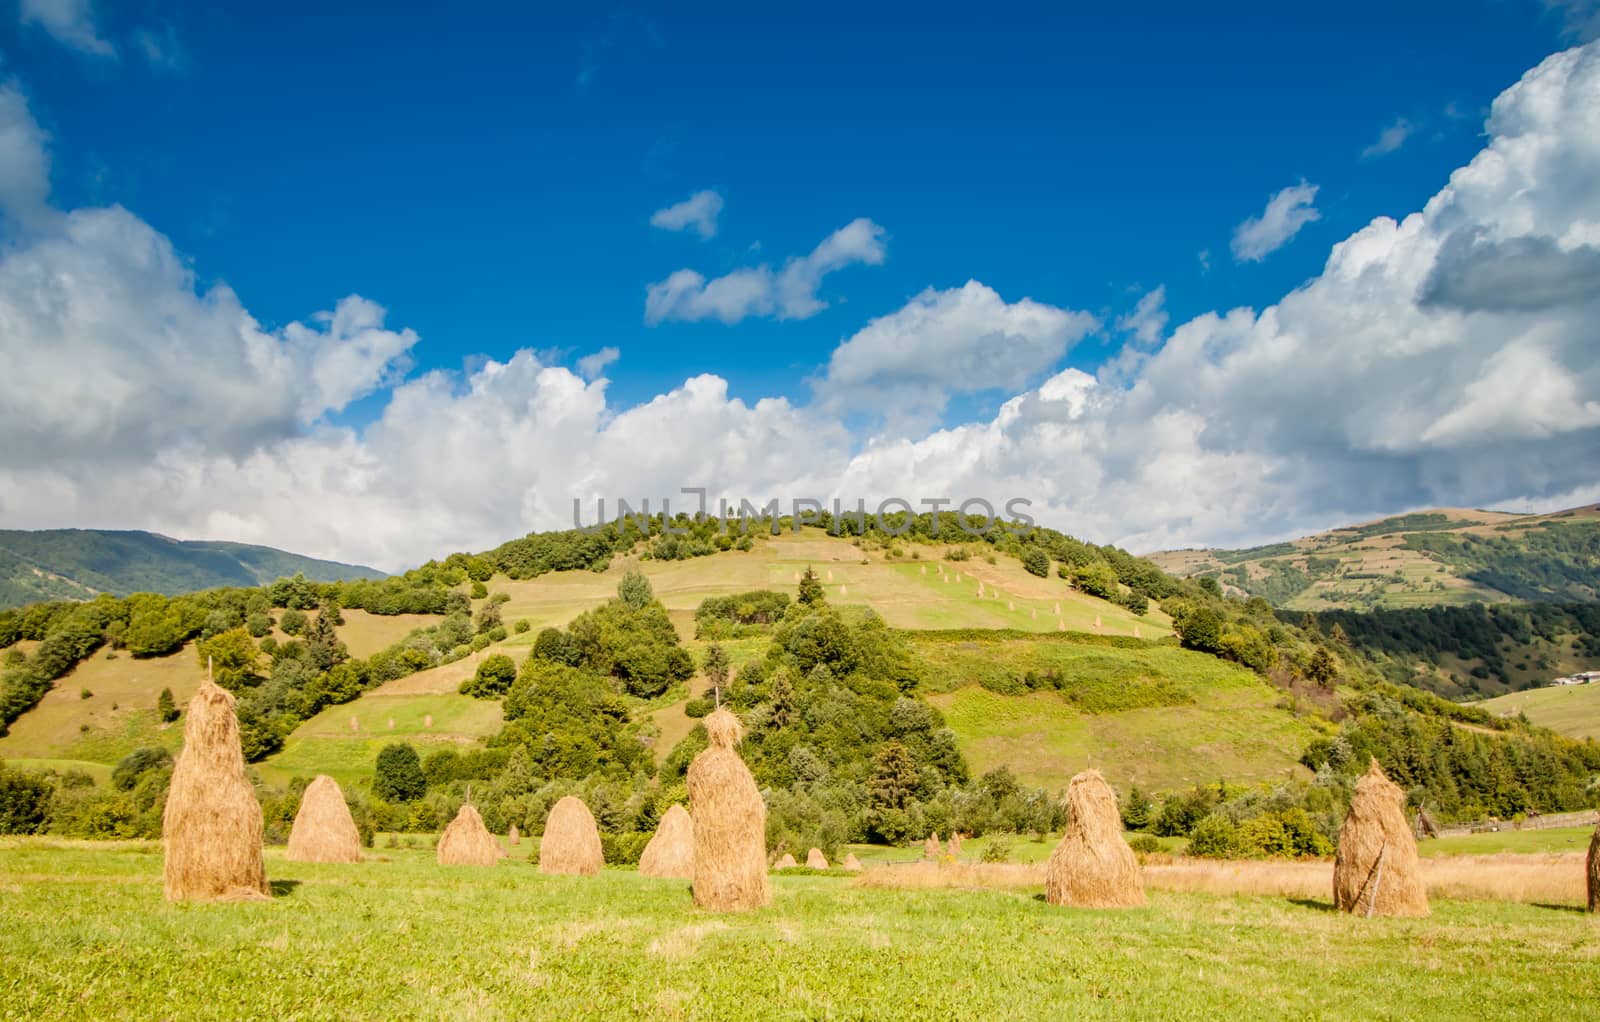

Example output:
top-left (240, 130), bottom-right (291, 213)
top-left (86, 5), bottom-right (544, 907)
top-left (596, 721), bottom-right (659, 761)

top-left (688, 708), bottom-right (769, 911)
top-left (946, 833), bottom-right (963, 859)
top-left (437, 803), bottom-right (500, 866)
top-left (773, 853), bottom-right (798, 869)
top-left (508, 822), bottom-right (521, 846)
top-left (923, 832), bottom-right (941, 860)
top-left (805, 847), bottom-right (829, 869)
top-left (1333, 758), bottom-right (1429, 917)
top-left (539, 796), bottom-right (605, 876)
top-left (162, 681), bottom-right (270, 902)
top-left (1044, 770), bottom-right (1145, 908)
top-left (857, 862), bottom-right (1043, 891)
top-left (286, 775), bottom-right (362, 864)
top-left (639, 804), bottom-right (695, 879)
top-left (842, 852), bottom-right (863, 872)
top-left (1589, 821), bottom-right (1599, 913)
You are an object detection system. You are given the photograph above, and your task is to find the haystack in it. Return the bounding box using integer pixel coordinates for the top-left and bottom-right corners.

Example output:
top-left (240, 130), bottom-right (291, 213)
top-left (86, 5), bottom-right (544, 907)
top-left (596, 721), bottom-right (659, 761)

top-left (1044, 770), bottom-right (1145, 908)
top-left (842, 853), bottom-right (863, 872)
top-left (806, 847), bottom-right (829, 869)
top-left (923, 832), bottom-right (941, 860)
top-left (437, 803), bottom-right (499, 866)
top-left (539, 796), bottom-right (604, 876)
top-left (947, 833), bottom-right (964, 859)
top-left (509, 822), bottom-right (521, 845)
top-left (286, 774), bottom-right (362, 864)
top-left (1332, 759), bottom-right (1429, 917)
top-left (162, 681), bottom-right (269, 902)
top-left (1586, 820), bottom-right (1599, 913)
top-left (639, 803), bottom-right (694, 879)
top-left (688, 708), bottom-right (769, 910)
top-left (774, 853), bottom-right (798, 869)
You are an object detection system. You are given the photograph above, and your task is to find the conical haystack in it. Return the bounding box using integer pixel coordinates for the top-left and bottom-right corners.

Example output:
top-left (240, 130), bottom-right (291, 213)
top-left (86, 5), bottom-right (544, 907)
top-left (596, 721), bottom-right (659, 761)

top-left (947, 833), bottom-right (963, 859)
top-left (639, 804), bottom-right (694, 879)
top-left (539, 796), bottom-right (604, 876)
top-left (1044, 770), bottom-right (1145, 908)
top-left (773, 852), bottom-right (798, 869)
top-left (842, 852), bottom-right (863, 872)
top-left (806, 847), bottom-right (829, 869)
top-left (286, 775), bottom-right (362, 864)
top-left (923, 832), bottom-right (941, 860)
top-left (688, 708), bottom-right (770, 910)
top-left (1333, 759), bottom-right (1429, 917)
top-left (509, 822), bottom-right (521, 846)
top-left (437, 803), bottom-right (499, 866)
top-left (1586, 820), bottom-right (1598, 913)
top-left (162, 681), bottom-right (269, 902)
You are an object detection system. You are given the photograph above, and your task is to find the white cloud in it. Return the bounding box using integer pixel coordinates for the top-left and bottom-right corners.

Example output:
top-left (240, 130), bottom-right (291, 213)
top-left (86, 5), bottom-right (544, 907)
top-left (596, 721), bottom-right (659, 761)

top-left (644, 218), bottom-right (885, 325)
top-left (1362, 117), bottom-right (1416, 159)
top-left (19, 0), bottom-right (115, 57)
top-left (1115, 286), bottom-right (1168, 346)
top-left (5, 43), bottom-right (1600, 571)
top-left (576, 347), bottom-right (620, 380)
top-left (0, 82), bottom-right (52, 230)
top-left (816, 280), bottom-right (1097, 423)
top-left (132, 25), bottom-right (184, 71)
top-left (1231, 181), bottom-right (1321, 262)
top-left (649, 190), bottom-right (723, 239)
top-left (1546, 0), bottom-right (1600, 42)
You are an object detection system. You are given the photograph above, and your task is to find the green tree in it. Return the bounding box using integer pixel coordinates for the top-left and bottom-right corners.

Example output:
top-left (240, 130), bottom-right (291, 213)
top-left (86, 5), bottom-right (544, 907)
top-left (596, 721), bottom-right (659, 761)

top-left (1306, 645), bottom-right (1339, 688)
top-left (703, 643), bottom-right (730, 705)
top-left (868, 741), bottom-right (919, 813)
top-left (244, 611), bottom-right (272, 638)
top-left (279, 608), bottom-right (308, 636)
top-left (1121, 786), bottom-right (1153, 830)
top-left (156, 687), bottom-right (178, 723)
top-left (196, 628), bottom-right (262, 691)
top-left (797, 566), bottom-right (825, 607)
top-left (0, 761), bottom-right (53, 835)
top-left (618, 570), bottom-right (653, 610)
top-left (460, 653), bottom-right (517, 698)
top-left (1021, 547), bottom-right (1049, 578)
top-left (373, 743), bottom-right (427, 802)
top-left (769, 670), bottom-right (794, 729)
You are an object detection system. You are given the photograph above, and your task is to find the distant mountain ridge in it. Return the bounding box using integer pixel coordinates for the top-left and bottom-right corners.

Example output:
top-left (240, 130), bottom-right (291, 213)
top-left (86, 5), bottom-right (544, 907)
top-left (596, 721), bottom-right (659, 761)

top-left (1148, 504), bottom-right (1600, 611)
top-left (0, 529), bottom-right (385, 609)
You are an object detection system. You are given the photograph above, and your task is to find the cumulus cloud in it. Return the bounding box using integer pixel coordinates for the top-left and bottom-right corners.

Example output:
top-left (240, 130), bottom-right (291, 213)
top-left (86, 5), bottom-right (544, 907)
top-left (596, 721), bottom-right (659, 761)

top-left (5, 44), bottom-right (1600, 570)
top-left (649, 189), bottom-right (723, 238)
top-left (815, 281), bottom-right (1098, 423)
top-left (1362, 117), bottom-right (1416, 159)
top-left (19, 0), bottom-right (114, 57)
top-left (644, 218), bottom-right (885, 324)
top-left (1231, 181), bottom-right (1321, 262)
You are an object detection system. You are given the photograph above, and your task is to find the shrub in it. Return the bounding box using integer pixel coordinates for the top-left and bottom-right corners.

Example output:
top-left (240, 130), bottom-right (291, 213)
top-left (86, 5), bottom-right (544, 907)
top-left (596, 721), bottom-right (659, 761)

top-left (514, 619), bottom-right (531, 634)
top-left (1126, 833), bottom-right (1165, 855)
top-left (460, 653), bottom-right (517, 698)
top-left (1021, 547), bottom-right (1049, 578)
top-left (1186, 813), bottom-right (1239, 858)
top-left (684, 697), bottom-right (713, 718)
top-left (600, 831), bottom-right (651, 865)
top-left (279, 608), bottom-right (308, 636)
top-left (980, 835), bottom-right (1013, 863)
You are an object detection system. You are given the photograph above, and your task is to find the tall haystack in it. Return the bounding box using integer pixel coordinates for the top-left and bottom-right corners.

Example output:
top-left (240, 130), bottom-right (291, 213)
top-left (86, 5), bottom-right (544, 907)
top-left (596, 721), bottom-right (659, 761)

top-left (923, 832), bottom-right (941, 860)
top-left (806, 847), bottom-right (829, 869)
top-left (773, 852), bottom-right (798, 869)
top-left (163, 681), bottom-right (269, 902)
top-left (1586, 820), bottom-right (1599, 913)
top-left (842, 852), bottom-right (863, 872)
top-left (437, 803), bottom-right (499, 866)
top-left (639, 804), bottom-right (694, 879)
top-left (539, 796), bottom-right (604, 876)
top-left (1333, 759), bottom-right (1430, 917)
top-left (688, 708), bottom-right (770, 911)
top-left (1044, 770), bottom-right (1145, 908)
top-left (947, 833), bottom-right (964, 859)
top-left (286, 774), bottom-right (362, 864)
top-left (508, 822), bottom-right (521, 845)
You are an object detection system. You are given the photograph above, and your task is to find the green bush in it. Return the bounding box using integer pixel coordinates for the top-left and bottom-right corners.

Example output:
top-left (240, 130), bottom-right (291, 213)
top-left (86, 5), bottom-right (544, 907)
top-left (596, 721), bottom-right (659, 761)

top-left (1126, 833), bottom-right (1165, 855)
top-left (373, 743), bottom-right (427, 802)
top-left (600, 831), bottom-right (650, 865)
top-left (1186, 813), bottom-right (1239, 858)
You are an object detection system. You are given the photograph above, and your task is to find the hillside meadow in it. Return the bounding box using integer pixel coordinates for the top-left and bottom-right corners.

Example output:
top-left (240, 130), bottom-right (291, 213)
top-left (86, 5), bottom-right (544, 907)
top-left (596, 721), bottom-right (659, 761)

top-left (1480, 683), bottom-right (1600, 741)
top-left (0, 838), bottom-right (1595, 1021)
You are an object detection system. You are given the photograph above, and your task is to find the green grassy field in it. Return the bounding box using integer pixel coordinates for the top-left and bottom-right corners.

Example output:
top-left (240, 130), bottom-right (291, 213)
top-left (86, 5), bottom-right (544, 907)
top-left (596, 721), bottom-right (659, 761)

top-left (1478, 684), bottom-right (1600, 740)
top-left (255, 694), bottom-right (505, 788)
top-left (922, 635), bottom-right (1319, 791)
top-left (0, 839), bottom-right (1594, 1021)
top-left (1422, 826), bottom-right (1597, 857)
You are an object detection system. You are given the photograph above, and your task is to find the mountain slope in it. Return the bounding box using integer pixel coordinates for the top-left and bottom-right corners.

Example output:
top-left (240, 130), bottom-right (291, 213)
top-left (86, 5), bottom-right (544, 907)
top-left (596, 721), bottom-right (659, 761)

top-left (1148, 505), bottom-right (1600, 611)
top-left (0, 529), bottom-right (385, 609)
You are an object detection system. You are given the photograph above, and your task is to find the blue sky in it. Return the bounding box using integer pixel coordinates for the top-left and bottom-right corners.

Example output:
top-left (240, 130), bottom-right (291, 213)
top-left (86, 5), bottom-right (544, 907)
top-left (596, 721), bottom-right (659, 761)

top-left (1, 1), bottom-right (1598, 568)
top-left (2, 1), bottom-right (1576, 411)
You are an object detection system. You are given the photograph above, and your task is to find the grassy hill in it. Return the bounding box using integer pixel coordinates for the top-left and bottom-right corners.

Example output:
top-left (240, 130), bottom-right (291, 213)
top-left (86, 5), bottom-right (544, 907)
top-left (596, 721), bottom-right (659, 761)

top-left (1148, 504), bottom-right (1600, 611)
top-left (0, 528), bottom-right (385, 609)
top-left (1, 532), bottom-right (1300, 799)
top-left (1477, 683), bottom-right (1600, 740)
